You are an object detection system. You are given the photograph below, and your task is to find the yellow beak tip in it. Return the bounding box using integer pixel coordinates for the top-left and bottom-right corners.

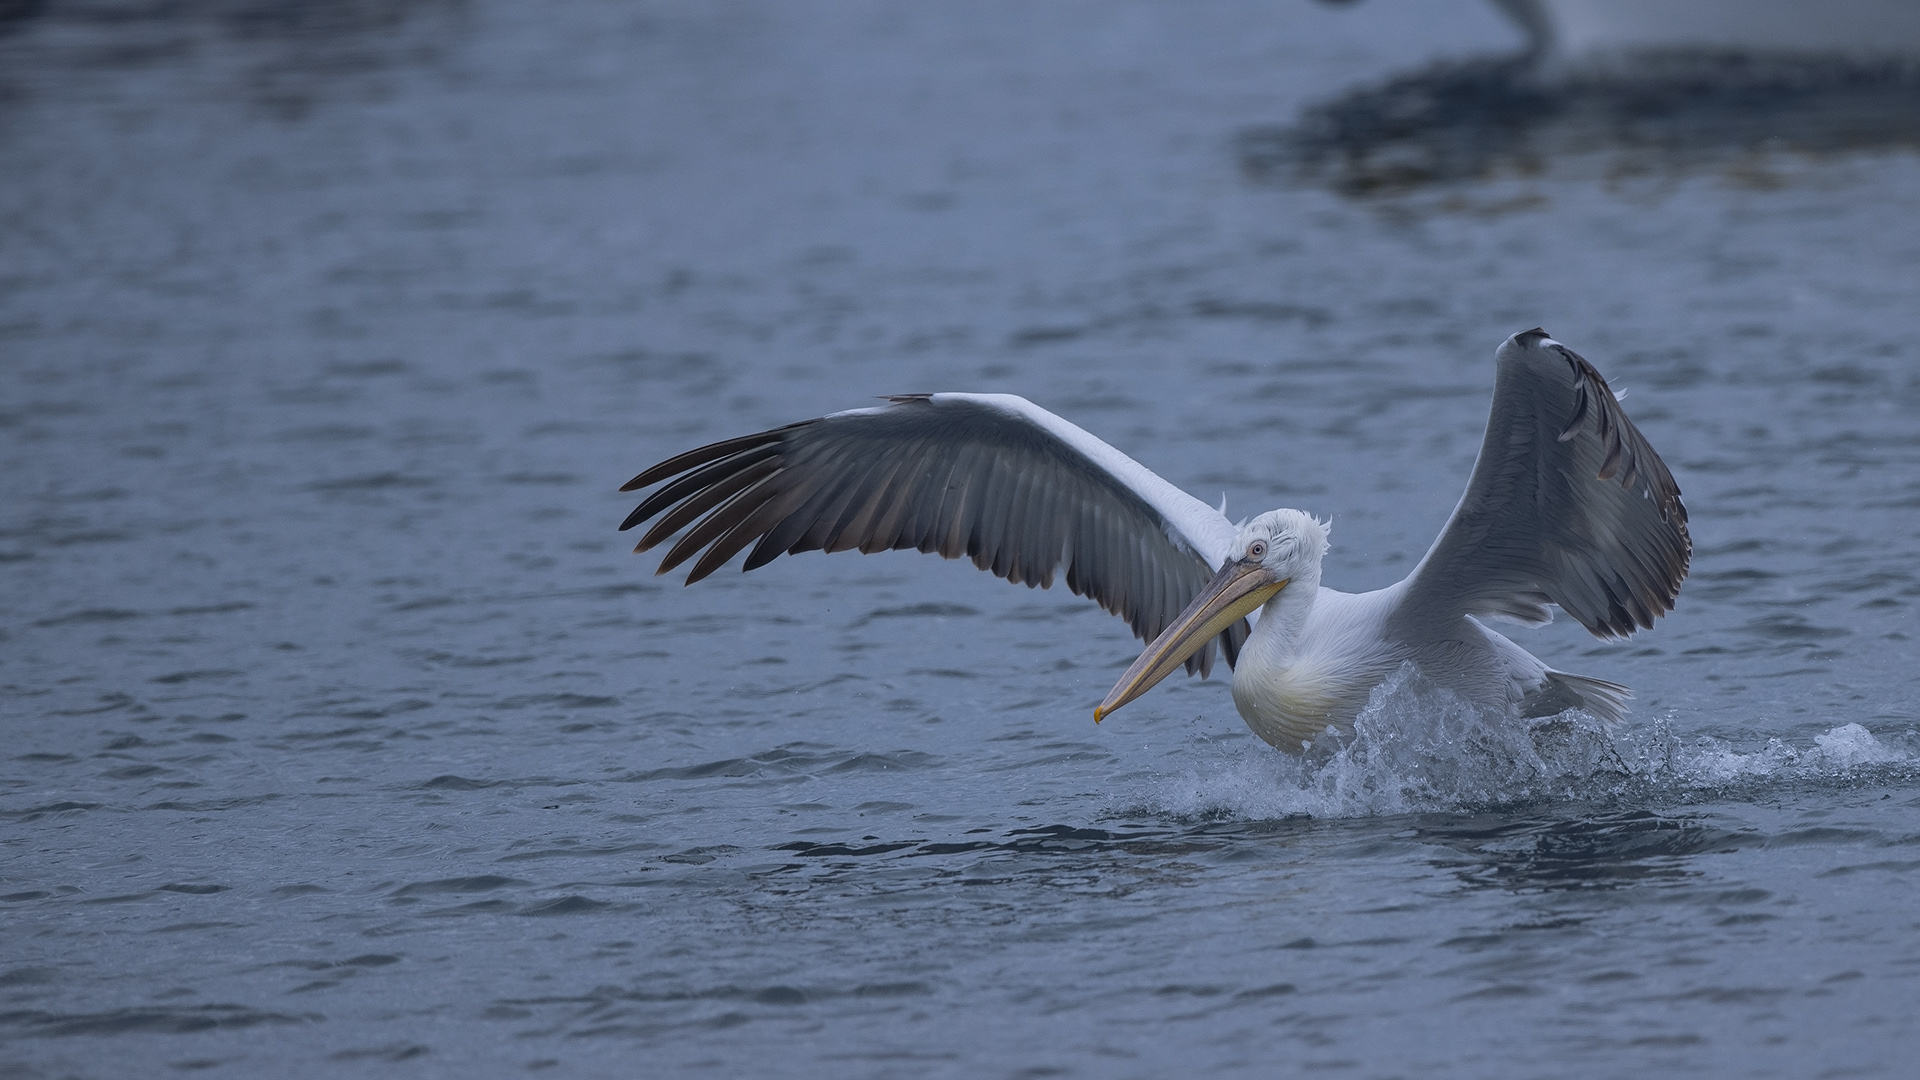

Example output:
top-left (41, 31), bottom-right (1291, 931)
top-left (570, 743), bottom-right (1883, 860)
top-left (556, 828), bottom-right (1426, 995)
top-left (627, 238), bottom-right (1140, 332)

top-left (1092, 708), bottom-right (1107, 724)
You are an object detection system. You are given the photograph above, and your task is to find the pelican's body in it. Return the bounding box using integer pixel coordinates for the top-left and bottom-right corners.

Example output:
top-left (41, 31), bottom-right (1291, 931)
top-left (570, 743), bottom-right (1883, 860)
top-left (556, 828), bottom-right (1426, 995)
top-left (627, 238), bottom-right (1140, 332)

top-left (620, 330), bottom-right (1687, 753)
top-left (1223, 578), bottom-right (1624, 750)
top-left (1236, 583), bottom-right (1404, 750)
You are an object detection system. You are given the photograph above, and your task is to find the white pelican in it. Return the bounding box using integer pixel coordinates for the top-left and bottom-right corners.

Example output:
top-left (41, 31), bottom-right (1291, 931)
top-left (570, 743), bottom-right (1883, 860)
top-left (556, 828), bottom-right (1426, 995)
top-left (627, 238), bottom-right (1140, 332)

top-left (1498, 0), bottom-right (1920, 59)
top-left (620, 330), bottom-right (1689, 752)
top-left (1345, 0), bottom-right (1920, 60)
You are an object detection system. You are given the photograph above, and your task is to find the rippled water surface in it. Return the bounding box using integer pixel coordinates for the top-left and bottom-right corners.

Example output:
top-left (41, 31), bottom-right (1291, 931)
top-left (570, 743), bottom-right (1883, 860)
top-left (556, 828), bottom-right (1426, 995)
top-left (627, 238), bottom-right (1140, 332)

top-left (4, 1), bottom-right (1920, 1076)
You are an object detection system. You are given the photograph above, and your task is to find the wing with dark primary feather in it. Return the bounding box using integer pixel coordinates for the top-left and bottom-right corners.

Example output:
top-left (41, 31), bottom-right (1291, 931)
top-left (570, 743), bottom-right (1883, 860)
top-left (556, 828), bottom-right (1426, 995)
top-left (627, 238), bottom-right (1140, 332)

top-left (620, 393), bottom-right (1247, 675)
top-left (1396, 330), bottom-right (1690, 640)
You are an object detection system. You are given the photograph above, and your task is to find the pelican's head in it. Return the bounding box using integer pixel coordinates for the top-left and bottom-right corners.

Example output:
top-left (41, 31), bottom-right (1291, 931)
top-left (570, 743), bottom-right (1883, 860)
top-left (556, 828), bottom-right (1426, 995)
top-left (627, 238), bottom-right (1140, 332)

top-left (1094, 508), bottom-right (1328, 723)
top-left (1233, 508), bottom-right (1330, 584)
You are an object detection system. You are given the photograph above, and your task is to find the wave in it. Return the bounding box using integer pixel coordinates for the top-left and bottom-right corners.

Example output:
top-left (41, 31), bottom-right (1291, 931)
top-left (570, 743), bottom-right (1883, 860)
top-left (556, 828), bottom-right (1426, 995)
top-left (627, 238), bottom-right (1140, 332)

top-left (1127, 664), bottom-right (1918, 821)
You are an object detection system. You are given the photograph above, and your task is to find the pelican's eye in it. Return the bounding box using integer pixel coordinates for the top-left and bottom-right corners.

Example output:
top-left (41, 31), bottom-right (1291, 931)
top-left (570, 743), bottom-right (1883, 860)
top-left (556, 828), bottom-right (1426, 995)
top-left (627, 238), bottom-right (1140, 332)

top-left (1247, 540), bottom-right (1267, 560)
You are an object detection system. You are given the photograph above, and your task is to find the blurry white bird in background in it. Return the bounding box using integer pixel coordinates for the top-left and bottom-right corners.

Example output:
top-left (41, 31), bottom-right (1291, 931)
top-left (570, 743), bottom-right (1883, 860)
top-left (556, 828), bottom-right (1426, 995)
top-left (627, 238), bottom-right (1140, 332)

top-left (1322, 0), bottom-right (1920, 61)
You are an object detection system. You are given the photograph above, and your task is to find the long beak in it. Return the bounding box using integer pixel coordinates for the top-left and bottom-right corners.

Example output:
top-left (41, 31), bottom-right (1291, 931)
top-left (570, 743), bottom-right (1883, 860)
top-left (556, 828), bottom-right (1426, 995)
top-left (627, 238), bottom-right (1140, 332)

top-left (1094, 559), bottom-right (1288, 723)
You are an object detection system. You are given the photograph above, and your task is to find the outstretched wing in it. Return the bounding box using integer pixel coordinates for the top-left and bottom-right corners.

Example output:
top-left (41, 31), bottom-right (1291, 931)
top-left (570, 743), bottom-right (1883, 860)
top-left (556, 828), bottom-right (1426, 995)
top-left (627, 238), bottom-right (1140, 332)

top-left (620, 393), bottom-right (1247, 674)
top-left (1396, 330), bottom-right (1690, 639)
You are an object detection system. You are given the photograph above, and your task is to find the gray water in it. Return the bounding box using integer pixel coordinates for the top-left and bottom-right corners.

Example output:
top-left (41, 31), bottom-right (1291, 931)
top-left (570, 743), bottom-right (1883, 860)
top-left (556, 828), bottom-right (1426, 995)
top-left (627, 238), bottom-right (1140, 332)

top-left (4, 1), bottom-right (1920, 1076)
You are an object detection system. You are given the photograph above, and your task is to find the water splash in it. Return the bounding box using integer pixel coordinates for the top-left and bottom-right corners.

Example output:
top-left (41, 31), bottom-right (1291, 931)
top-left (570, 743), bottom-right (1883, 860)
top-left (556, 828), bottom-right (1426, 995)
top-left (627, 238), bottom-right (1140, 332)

top-left (1129, 664), bottom-right (1917, 821)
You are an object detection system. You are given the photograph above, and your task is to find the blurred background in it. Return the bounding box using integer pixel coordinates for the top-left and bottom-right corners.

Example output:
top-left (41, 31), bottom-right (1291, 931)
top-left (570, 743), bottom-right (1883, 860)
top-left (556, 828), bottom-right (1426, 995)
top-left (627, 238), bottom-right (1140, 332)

top-left (3, 2), bottom-right (1919, 1077)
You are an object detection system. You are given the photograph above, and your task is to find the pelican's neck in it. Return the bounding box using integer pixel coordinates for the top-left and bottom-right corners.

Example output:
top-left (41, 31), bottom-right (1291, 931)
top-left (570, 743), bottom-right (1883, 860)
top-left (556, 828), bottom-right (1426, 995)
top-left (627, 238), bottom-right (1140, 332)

top-left (1246, 565), bottom-right (1321, 664)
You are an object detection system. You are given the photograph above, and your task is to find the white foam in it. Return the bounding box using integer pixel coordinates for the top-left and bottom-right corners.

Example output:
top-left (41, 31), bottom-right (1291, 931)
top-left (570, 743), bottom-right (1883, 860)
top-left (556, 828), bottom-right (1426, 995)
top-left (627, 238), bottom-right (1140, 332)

top-left (1121, 664), bottom-right (1918, 821)
top-left (1812, 722), bottom-right (1907, 768)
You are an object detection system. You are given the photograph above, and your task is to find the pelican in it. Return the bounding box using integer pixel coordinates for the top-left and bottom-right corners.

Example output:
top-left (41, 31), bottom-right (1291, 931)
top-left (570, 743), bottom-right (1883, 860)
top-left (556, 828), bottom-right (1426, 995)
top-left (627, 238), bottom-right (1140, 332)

top-left (1325, 0), bottom-right (1920, 60)
top-left (619, 330), bottom-right (1689, 752)
top-left (1497, 0), bottom-right (1920, 58)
